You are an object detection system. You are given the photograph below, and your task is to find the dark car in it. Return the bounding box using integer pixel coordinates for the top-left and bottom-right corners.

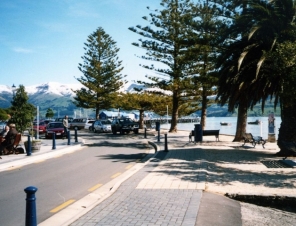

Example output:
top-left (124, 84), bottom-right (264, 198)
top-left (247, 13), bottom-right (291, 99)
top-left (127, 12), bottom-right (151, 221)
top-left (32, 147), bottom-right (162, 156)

top-left (111, 118), bottom-right (139, 134)
top-left (45, 122), bottom-right (65, 139)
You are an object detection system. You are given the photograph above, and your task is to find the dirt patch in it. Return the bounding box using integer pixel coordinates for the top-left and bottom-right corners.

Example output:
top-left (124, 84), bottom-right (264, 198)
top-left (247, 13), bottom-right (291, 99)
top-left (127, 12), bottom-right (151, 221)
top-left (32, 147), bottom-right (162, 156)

top-left (226, 194), bottom-right (296, 213)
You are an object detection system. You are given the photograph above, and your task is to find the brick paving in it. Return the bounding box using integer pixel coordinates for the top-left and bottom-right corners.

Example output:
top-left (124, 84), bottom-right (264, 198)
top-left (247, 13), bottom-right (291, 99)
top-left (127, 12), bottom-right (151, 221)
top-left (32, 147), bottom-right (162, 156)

top-left (70, 149), bottom-right (206, 226)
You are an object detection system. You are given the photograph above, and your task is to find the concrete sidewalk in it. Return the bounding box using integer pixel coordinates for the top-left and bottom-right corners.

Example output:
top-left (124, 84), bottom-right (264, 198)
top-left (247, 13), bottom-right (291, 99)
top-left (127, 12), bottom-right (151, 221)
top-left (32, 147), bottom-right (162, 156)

top-left (41, 131), bottom-right (296, 226)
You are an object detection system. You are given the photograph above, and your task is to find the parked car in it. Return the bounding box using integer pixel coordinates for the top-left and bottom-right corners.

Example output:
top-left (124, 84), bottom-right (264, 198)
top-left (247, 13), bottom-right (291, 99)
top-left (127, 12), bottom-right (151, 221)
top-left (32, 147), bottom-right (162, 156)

top-left (111, 118), bottom-right (139, 134)
top-left (69, 118), bottom-right (94, 130)
top-left (93, 120), bottom-right (112, 133)
top-left (84, 120), bottom-right (95, 130)
top-left (55, 117), bottom-right (74, 123)
top-left (33, 121), bottom-right (48, 134)
top-left (45, 122), bottom-right (65, 139)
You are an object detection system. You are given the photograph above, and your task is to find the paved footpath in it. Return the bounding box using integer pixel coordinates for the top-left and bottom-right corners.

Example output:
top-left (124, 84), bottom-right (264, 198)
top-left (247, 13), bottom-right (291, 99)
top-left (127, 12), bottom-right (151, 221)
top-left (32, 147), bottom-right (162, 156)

top-left (70, 146), bottom-right (242, 226)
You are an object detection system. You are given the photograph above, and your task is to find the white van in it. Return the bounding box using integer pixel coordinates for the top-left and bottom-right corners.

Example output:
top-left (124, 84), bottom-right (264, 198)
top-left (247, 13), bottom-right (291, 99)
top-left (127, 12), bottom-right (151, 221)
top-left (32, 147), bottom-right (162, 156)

top-left (69, 118), bottom-right (94, 130)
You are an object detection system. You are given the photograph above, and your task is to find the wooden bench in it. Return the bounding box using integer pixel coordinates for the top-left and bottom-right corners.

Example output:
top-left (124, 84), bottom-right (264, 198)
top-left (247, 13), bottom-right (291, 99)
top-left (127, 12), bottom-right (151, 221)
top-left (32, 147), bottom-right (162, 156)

top-left (243, 133), bottom-right (266, 148)
top-left (5, 133), bottom-right (23, 154)
top-left (189, 129), bottom-right (220, 142)
top-left (203, 130), bottom-right (220, 141)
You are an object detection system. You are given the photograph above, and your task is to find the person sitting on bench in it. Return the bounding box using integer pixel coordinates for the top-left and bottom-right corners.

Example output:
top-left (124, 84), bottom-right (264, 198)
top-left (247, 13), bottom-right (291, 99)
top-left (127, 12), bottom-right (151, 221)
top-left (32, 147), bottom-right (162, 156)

top-left (0, 123), bottom-right (18, 155)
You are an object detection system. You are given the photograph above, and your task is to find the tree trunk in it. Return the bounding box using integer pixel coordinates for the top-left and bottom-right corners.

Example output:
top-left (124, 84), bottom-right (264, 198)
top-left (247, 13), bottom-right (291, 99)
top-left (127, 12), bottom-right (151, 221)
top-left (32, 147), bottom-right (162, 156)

top-left (277, 101), bottom-right (296, 157)
top-left (200, 89), bottom-right (207, 130)
top-left (233, 103), bottom-right (247, 142)
top-left (169, 91), bottom-right (178, 133)
top-left (138, 109), bottom-right (144, 129)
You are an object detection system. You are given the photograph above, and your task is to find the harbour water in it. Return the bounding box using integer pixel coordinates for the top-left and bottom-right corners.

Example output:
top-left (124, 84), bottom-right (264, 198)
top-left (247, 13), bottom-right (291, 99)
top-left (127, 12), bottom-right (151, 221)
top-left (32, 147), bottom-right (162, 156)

top-left (161, 116), bottom-right (281, 139)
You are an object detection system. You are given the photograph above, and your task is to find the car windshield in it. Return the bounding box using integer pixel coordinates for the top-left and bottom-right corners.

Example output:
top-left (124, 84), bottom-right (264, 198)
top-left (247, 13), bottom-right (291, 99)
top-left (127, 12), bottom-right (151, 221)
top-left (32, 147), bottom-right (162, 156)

top-left (48, 123), bottom-right (63, 128)
top-left (102, 120), bottom-right (111, 124)
top-left (88, 120), bottom-right (95, 124)
top-left (118, 118), bottom-right (132, 123)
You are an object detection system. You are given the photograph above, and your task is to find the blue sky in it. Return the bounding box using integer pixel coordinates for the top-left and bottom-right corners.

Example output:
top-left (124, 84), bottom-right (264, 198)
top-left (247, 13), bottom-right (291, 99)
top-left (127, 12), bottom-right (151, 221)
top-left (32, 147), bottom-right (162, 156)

top-left (0, 0), bottom-right (161, 87)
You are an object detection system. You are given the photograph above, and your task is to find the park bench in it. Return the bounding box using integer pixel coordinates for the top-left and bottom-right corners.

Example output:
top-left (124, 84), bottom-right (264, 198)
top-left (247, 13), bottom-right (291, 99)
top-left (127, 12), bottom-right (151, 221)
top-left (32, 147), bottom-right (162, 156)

top-left (243, 133), bottom-right (266, 148)
top-left (189, 129), bottom-right (220, 142)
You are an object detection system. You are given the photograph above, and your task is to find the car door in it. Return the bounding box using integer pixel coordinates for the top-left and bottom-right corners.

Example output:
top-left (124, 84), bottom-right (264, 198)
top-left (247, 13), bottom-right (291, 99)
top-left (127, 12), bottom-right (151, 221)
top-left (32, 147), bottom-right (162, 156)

top-left (97, 121), bottom-right (103, 132)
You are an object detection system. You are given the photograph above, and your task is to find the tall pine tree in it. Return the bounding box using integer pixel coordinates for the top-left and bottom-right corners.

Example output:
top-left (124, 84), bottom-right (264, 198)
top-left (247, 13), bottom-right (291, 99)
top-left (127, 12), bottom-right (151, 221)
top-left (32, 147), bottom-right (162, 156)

top-left (73, 27), bottom-right (127, 118)
top-left (129, 0), bottom-right (198, 132)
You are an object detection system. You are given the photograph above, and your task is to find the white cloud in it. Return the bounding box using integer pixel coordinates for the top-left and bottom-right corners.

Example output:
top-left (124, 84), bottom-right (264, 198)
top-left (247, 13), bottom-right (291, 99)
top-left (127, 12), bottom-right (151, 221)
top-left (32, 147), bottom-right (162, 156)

top-left (13, 47), bottom-right (33, 53)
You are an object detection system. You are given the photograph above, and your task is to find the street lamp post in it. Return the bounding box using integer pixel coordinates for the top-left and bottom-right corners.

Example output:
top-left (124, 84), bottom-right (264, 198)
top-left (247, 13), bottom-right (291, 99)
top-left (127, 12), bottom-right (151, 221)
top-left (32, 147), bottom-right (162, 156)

top-left (12, 84), bottom-right (16, 97)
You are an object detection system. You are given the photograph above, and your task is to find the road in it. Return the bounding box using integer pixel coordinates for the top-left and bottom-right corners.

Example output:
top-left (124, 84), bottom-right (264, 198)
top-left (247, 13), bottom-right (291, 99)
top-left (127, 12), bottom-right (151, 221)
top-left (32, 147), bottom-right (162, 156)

top-left (0, 132), bottom-right (152, 226)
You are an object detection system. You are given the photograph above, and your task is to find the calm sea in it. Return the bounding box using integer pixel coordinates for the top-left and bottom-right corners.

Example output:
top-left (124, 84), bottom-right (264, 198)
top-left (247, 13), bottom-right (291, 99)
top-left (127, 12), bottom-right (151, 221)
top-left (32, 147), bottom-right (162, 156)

top-left (161, 116), bottom-right (281, 139)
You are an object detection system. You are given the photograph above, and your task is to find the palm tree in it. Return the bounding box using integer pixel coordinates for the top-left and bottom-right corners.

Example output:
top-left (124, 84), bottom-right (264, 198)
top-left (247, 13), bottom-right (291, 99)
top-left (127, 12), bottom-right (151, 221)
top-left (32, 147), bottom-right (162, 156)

top-left (217, 0), bottom-right (296, 150)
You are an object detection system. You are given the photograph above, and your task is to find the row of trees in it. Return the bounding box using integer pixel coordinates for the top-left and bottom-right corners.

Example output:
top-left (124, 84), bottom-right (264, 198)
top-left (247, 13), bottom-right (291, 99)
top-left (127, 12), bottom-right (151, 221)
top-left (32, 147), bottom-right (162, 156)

top-left (73, 0), bottom-right (296, 156)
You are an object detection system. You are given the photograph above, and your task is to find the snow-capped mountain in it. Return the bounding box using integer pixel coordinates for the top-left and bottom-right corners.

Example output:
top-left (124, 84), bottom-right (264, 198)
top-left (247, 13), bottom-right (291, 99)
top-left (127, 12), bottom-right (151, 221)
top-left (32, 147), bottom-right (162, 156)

top-left (0, 82), bottom-right (159, 116)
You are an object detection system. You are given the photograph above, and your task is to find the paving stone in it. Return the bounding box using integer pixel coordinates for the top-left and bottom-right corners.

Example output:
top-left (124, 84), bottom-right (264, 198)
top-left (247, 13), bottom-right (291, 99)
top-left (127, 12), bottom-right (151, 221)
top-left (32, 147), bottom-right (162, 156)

top-left (71, 149), bottom-right (205, 226)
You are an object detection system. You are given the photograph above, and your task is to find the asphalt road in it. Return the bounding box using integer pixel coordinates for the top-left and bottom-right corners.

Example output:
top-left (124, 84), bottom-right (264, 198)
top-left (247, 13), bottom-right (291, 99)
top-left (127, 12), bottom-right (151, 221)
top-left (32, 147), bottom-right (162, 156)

top-left (0, 131), bottom-right (151, 226)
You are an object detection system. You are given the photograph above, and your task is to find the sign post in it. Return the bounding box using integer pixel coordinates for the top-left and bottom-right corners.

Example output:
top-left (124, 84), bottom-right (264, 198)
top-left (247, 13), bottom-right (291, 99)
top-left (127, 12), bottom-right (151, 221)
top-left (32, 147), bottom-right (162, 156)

top-left (268, 112), bottom-right (276, 142)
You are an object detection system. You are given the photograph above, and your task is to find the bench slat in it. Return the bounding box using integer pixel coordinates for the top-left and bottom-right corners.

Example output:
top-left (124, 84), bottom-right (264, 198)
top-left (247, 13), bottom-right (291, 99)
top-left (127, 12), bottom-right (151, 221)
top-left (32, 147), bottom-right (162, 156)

top-left (190, 129), bottom-right (219, 142)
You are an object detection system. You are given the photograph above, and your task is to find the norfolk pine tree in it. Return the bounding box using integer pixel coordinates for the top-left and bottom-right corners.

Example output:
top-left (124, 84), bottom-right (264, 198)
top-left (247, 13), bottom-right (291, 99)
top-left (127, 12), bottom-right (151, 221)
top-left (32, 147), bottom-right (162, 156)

top-left (73, 27), bottom-right (127, 118)
top-left (129, 0), bottom-right (200, 132)
top-left (184, 0), bottom-right (236, 129)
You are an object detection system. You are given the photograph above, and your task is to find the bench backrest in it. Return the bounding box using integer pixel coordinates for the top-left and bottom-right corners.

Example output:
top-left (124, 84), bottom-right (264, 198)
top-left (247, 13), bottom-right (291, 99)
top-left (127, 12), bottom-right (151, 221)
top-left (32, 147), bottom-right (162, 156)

top-left (244, 133), bottom-right (253, 139)
top-left (13, 133), bottom-right (22, 146)
top-left (203, 130), bottom-right (219, 135)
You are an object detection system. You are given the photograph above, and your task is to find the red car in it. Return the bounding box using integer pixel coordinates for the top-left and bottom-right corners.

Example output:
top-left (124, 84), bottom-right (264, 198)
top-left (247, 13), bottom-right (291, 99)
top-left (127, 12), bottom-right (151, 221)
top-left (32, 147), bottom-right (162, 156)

top-left (33, 121), bottom-right (48, 134)
top-left (45, 122), bottom-right (65, 139)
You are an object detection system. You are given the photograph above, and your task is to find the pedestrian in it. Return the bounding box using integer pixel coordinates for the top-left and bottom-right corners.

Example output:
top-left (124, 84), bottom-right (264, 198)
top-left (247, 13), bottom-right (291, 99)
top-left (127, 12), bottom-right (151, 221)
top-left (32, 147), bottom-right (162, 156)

top-left (63, 115), bottom-right (69, 138)
top-left (0, 125), bottom-right (9, 136)
top-left (0, 123), bottom-right (18, 155)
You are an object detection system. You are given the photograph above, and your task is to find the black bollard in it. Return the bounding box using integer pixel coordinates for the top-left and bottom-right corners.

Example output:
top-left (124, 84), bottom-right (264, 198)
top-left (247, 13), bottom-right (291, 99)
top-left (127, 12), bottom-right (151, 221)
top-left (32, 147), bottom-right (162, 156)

top-left (24, 186), bottom-right (38, 226)
top-left (75, 128), bottom-right (78, 143)
top-left (52, 132), bottom-right (56, 150)
top-left (67, 130), bottom-right (70, 145)
top-left (157, 129), bottom-right (160, 142)
top-left (27, 135), bottom-right (32, 156)
top-left (164, 133), bottom-right (168, 152)
top-left (144, 128), bottom-right (147, 139)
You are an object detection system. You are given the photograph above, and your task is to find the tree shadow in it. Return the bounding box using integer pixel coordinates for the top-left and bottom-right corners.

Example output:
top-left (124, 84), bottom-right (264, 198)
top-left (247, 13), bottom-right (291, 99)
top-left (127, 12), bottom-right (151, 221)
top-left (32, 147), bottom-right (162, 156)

top-left (148, 147), bottom-right (296, 190)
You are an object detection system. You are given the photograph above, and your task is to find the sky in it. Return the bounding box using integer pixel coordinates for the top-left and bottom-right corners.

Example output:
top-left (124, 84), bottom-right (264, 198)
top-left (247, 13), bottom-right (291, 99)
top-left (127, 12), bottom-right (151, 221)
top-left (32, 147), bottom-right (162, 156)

top-left (0, 0), bottom-right (162, 87)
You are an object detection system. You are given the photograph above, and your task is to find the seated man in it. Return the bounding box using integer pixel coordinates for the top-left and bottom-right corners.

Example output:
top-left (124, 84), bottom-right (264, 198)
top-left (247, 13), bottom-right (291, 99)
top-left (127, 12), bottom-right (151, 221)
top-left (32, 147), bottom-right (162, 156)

top-left (0, 123), bottom-right (18, 155)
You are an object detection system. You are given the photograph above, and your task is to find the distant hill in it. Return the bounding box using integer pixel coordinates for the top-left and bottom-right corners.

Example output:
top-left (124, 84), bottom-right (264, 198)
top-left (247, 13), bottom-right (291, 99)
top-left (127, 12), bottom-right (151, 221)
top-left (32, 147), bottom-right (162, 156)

top-left (0, 82), bottom-right (281, 118)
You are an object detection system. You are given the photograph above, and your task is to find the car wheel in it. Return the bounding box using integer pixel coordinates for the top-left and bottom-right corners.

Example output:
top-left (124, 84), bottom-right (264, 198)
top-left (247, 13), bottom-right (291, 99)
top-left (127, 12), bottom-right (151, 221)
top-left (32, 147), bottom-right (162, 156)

top-left (74, 126), bottom-right (78, 130)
